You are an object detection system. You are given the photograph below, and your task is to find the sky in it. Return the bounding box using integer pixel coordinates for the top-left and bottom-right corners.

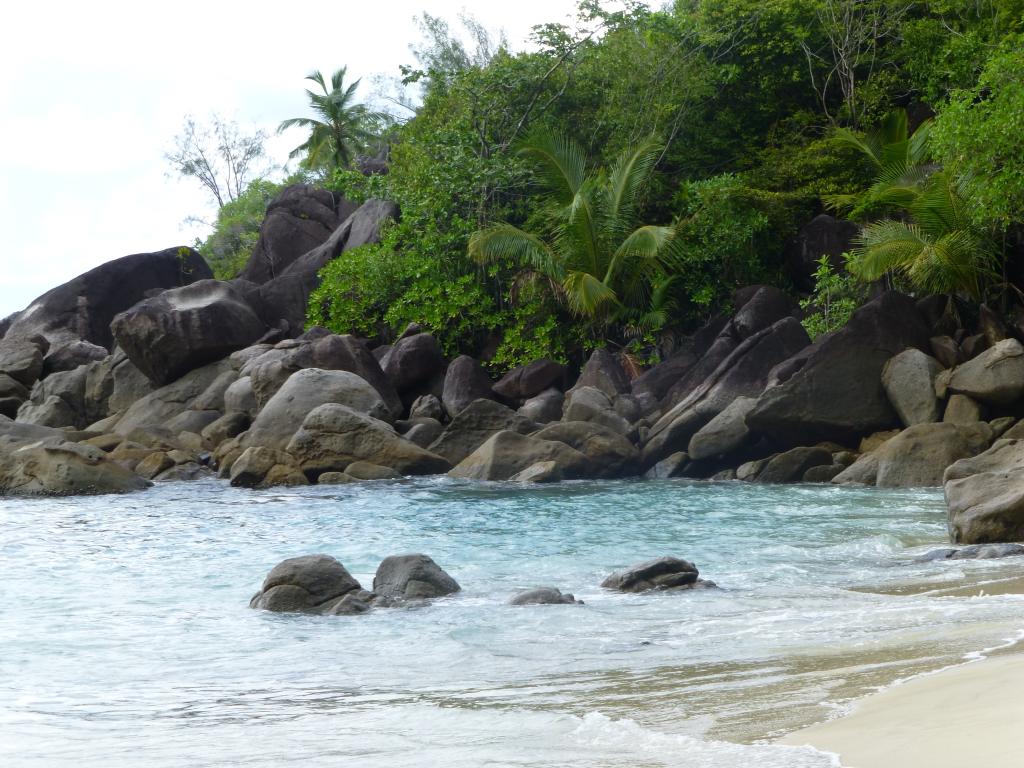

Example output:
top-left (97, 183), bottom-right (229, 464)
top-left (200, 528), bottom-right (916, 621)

top-left (0, 0), bottom-right (587, 319)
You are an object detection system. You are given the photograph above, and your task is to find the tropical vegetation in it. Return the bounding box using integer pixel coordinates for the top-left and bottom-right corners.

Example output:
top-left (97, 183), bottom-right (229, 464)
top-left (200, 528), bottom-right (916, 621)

top-left (190, 0), bottom-right (1024, 369)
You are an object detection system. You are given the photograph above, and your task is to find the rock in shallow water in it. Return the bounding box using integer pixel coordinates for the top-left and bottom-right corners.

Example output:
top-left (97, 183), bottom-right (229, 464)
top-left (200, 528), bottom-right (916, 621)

top-left (509, 587), bottom-right (583, 605)
top-left (915, 543), bottom-right (1024, 562)
top-left (250, 554), bottom-right (366, 614)
top-left (372, 554), bottom-right (460, 600)
top-left (601, 556), bottom-right (715, 592)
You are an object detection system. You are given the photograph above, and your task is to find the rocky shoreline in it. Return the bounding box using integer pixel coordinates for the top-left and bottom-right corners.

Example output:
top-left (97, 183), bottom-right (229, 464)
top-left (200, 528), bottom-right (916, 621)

top-left (4, 187), bottom-right (1024, 548)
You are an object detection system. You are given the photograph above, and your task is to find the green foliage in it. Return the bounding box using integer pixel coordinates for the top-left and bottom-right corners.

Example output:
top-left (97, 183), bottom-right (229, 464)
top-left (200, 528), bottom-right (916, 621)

top-left (278, 67), bottom-right (388, 174)
top-left (670, 174), bottom-right (808, 320)
top-left (470, 128), bottom-right (682, 333)
top-left (824, 109), bottom-right (934, 221)
top-left (799, 255), bottom-right (864, 338)
top-left (848, 169), bottom-right (998, 299)
top-left (196, 178), bottom-right (283, 279)
top-left (930, 36), bottom-right (1024, 230)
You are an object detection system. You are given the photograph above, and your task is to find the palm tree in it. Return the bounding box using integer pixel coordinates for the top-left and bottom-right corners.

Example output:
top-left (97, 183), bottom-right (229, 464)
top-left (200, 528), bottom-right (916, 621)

top-left (469, 129), bottom-right (680, 330)
top-left (847, 168), bottom-right (996, 300)
top-left (825, 109), bottom-right (934, 221)
top-left (278, 67), bottom-right (384, 173)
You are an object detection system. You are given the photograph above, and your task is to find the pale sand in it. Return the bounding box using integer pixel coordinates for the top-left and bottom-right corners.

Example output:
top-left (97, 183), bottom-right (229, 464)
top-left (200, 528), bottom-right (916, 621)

top-left (778, 654), bottom-right (1024, 767)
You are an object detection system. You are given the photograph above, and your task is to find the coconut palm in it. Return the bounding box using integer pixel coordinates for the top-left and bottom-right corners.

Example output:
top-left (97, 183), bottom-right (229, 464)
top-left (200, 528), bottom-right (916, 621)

top-left (825, 109), bottom-right (934, 221)
top-left (469, 129), bottom-right (680, 330)
top-left (847, 168), bottom-right (996, 300)
top-left (278, 67), bottom-right (384, 173)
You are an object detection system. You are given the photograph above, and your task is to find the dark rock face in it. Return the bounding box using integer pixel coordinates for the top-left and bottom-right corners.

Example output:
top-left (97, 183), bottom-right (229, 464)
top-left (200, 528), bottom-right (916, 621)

top-left (372, 554), bottom-right (460, 600)
top-left (756, 446), bottom-right (832, 483)
top-left (41, 341), bottom-right (108, 376)
top-left (493, 359), bottom-right (567, 401)
top-left (601, 557), bottom-right (707, 592)
top-left (383, 333), bottom-right (447, 396)
top-left (249, 554), bottom-right (368, 614)
top-left (787, 214), bottom-right (859, 291)
top-left (631, 348), bottom-right (697, 403)
top-left (509, 587), bottom-right (582, 605)
top-left (2, 247), bottom-right (212, 349)
top-left (239, 185), bottom-right (356, 284)
top-left (571, 348), bottom-right (630, 399)
top-left (255, 199), bottom-right (399, 334)
top-left (747, 292), bottom-right (931, 446)
top-left (442, 355), bottom-right (494, 417)
top-left (111, 280), bottom-right (266, 386)
top-left (0, 338), bottom-right (45, 387)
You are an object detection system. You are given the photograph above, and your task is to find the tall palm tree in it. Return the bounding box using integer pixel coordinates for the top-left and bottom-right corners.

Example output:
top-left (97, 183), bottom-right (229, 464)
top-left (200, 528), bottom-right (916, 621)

top-left (469, 129), bottom-right (681, 330)
top-left (825, 109), bottom-right (934, 221)
top-left (847, 168), bottom-right (996, 300)
top-left (278, 67), bottom-right (384, 173)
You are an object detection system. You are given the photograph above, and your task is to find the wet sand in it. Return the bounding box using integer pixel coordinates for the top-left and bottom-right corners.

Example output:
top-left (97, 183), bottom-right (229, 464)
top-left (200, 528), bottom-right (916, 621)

top-left (778, 654), bottom-right (1024, 767)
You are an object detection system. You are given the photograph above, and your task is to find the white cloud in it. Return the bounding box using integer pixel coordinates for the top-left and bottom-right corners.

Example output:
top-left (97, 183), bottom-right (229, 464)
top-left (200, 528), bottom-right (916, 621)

top-left (0, 0), bottom-right (584, 317)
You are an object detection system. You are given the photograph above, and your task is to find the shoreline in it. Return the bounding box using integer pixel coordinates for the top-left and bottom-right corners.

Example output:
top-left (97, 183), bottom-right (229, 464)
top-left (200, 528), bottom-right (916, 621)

top-left (778, 646), bottom-right (1024, 767)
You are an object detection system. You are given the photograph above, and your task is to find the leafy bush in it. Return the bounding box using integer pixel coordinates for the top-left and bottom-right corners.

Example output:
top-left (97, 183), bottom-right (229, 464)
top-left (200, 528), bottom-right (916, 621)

top-left (800, 256), bottom-right (865, 339)
top-left (196, 178), bottom-right (282, 279)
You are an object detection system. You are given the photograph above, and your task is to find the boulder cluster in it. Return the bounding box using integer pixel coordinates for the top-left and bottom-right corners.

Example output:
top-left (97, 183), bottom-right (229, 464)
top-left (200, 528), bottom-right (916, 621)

top-left (251, 553), bottom-right (710, 616)
top-left (4, 186), bottom-right (1024, 545)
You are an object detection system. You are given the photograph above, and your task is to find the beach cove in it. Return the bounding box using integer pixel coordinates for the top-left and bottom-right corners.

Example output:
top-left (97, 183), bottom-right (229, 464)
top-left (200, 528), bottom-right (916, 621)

top-left (4, 477), bottom-right (1024, 767)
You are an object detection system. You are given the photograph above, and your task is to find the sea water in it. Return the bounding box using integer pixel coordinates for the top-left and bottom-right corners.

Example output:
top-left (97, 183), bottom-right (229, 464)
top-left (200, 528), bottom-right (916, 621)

top-left (3, 478), bottom-right (1024, 767)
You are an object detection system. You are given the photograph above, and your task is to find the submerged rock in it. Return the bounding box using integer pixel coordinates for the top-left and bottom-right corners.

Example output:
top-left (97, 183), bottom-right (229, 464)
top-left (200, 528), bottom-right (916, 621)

top-left (915, 543), bottom-right (1024, 562)
top-left (509, 587), bottom-right (583, 605)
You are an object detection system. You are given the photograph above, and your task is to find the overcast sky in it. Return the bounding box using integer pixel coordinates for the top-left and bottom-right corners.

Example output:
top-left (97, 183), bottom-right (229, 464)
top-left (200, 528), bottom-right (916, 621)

top-left (0, 0), bottom-right (589, 318)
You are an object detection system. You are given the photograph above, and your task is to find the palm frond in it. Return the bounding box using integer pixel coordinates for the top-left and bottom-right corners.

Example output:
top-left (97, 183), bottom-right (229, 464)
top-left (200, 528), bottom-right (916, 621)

top-left (516, 128), bottom-right (588, 206)
top-left (562, 270), bottom-right (618, 317)
top-left (605, 136), bottom-right (662, 226)
top-left (469, 223), bottom-right (561, 276)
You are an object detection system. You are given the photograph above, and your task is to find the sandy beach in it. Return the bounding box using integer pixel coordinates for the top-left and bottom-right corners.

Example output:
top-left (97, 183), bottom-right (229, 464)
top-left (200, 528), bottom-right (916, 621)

top-left (779, 653), bottom-right (1024, 768)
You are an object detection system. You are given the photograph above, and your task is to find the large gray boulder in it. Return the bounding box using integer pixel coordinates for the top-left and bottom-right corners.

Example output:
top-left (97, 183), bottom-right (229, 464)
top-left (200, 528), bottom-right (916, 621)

top-left (570, 348), bottom-right (630, 399)
top-left (257, 199), bottom-right (398, 334)
top-left (111, 280), bottom-right (266, 386)
top-left (882, 348), bottom-right (943, 427)
top-left (601, 557), bottom-right (708, 592)
top-left (372, 554), bottom-right (460, 600)
top-left (382, 332), bottom-right (447, 396)
top-left (448, 430), bottom-right (589, 481)
top-left (687, 396), bottom-right (758, 461)
top-left (441, 355), bottom-right (494, 417)
top-left (42, 340), bottom-right (108, 376)
top-left (532, 421), bottom-right (639, 478)
top-left (944, 338), bottom-right (1024, 407)
top-left (0, 439), bottom-right (150, 496)
top-left (249, 554), bottom-right (370, 615)
top-left (747, 292), bottom-right (930, 446)
top-left (287, 403), bottom-right (450, 477)
top-left (239, 185), bottom-right (355, 284)
top-left (562, 386), bottom-right (632, 436)
top-left (245, 368), bottom-right (390, 450)
top-left (946, 470), bottom-right (1024, 544)
top-left (756, 446), bottom-right (832, 484)
top-left (518, 388), bottom-right (565, 424)
top-left (493, 359), bottom-right (567, 401)
top-left (643, 317), bottom-right (809, 466)
top-left (0, 338), bottom-right (44, 387)
top-left (113, 359), bottom-right (233, 435)
top-left (428, 399), bottom-right (537, 466)
top-left (242, 334), bottom-right (401, 417)
top-left (83, 349), bottom-right (154, 424)
top-left (875, 422), bottom-right (992, 488)
top-left (2, 247), bottom-right (212, 349)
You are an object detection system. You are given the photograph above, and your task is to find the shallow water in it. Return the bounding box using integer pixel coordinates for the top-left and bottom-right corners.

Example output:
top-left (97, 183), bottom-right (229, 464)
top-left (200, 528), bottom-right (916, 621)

top-left (3, 478), bottom-right (1024, 767)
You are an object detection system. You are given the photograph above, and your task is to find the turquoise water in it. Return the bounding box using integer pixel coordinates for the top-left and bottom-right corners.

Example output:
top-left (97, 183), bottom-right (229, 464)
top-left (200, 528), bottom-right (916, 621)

top-left (3, 478), bottom-right (1024, 767)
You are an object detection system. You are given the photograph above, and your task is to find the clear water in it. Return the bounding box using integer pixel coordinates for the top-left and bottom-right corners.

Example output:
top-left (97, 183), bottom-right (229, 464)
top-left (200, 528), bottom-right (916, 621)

top-left (3, 478), bottom-right (1024, 767)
